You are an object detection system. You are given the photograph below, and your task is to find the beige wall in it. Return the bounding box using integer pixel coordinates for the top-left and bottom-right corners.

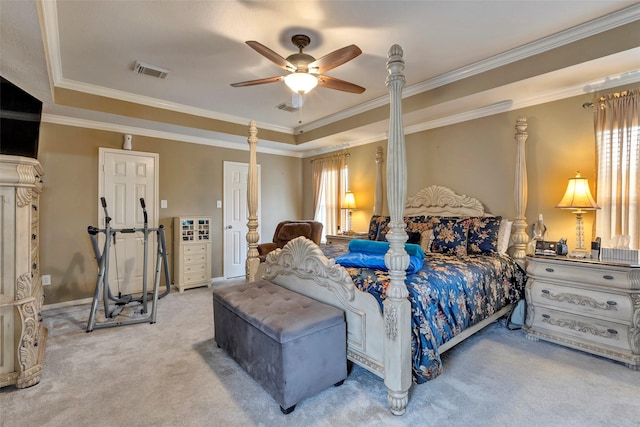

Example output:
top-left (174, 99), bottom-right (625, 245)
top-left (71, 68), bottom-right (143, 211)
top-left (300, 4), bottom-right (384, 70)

top-left (38, 124), bottom-right (302, 304)
top-left (302, 87), bottom-right (630, 249)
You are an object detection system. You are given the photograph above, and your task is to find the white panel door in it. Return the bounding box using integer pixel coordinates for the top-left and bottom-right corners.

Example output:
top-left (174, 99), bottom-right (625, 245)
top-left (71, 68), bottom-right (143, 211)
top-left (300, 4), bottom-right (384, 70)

top-left (223, 161), bottom-right (260, 279)
top-left (99, 148), bottom-right (158, 296)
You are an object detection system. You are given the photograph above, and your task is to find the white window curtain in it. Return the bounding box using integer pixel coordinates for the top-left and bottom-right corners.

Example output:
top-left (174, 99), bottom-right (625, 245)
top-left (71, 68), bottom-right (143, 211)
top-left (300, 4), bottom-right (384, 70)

top-left (311, 155), bottom-right (347, 238)
top-left (594, 89), bottom-right (640, 250)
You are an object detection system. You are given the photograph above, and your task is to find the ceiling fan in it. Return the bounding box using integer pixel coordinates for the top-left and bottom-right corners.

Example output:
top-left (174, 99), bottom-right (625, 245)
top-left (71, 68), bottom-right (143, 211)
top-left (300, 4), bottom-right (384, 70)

top-left (230, 34), bottom-right (366, 97)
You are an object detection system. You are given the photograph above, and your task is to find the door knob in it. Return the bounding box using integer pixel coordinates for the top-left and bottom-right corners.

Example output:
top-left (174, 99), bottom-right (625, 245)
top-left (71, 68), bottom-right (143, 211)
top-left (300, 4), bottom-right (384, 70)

top-left (226, 225), bottom-right (233, 229)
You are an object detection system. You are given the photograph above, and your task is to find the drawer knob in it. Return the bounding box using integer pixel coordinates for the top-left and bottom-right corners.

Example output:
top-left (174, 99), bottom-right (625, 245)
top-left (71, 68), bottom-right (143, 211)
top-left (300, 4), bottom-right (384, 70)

top-left (542, 314), bottom-right (550, 319)
top-left (607, 329), bottom-right (618, 335)
top-left (541, 289), bottom-right (550, 294)
top-left (602, 275), bottom-right (614, 280)
top-left (607, 301), bottom-right (617, 306)
top-left (545, 268), bottom-right (555, 273)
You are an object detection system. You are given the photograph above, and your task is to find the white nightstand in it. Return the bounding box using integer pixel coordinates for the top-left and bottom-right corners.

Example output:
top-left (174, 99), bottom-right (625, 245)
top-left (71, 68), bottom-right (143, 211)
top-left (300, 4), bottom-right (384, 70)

top-left (325, 233), bottom-right (368, 245)
top-left (524, 255), bottom-right (639, 369)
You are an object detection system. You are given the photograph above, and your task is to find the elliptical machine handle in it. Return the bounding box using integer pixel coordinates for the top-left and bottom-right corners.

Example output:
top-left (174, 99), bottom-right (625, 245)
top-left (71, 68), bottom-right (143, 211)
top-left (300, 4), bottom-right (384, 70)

top-left (100, 197), bottom-right (112, 225)
top-left (140, 198), bottom-right (148, 226)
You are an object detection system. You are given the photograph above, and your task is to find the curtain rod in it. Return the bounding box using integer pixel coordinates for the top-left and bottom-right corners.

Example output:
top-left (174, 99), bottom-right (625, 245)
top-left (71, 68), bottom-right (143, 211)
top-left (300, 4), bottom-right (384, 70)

top-left (582, 89), bottom-right (638, 109)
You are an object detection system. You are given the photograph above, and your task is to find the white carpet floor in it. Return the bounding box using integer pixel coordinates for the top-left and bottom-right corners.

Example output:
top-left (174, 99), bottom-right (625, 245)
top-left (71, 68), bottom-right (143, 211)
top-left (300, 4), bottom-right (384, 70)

top-left (2, 284), bottom-right (639, 427)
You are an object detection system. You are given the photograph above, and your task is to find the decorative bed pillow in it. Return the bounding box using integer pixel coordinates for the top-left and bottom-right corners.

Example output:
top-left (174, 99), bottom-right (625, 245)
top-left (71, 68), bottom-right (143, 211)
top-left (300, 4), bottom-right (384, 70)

top-left (374, 216), bottom-right (391, 241)
top-left (368, 215), bottom-right (388, 241)
top-left (467, 216), bottom-right (502, 255)
top-left (405, 216), bottom-right (428, 233)
top-left (497, 219), bottom-right (513, 255)
top-left (419, 229), bottom-right (433, 253)
top-left (429, 217), bottom-right (470, 256)
top-left (407, 231), bottom-right (421, 244)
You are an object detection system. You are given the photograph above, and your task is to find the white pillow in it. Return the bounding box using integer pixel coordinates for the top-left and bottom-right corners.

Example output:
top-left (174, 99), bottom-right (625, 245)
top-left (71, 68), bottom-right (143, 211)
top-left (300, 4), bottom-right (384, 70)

top-left (497, 219), bottom-right (513, 255)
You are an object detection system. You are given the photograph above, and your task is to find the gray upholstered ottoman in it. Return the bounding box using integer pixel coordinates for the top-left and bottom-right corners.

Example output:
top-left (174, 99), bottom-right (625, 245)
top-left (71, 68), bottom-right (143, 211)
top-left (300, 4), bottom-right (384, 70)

top-left (212, 280), bottom-right (347, 414)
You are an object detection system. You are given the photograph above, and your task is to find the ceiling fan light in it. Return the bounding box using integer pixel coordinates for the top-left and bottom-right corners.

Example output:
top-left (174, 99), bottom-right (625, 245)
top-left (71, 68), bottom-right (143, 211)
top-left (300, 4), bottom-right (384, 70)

top-left (284, 72), bottom-right (318, 94)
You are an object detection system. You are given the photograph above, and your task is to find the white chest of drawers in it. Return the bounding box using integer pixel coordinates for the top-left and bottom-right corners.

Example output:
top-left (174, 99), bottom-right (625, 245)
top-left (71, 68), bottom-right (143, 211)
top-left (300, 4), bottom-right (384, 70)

top-left (173, 217), bottom-right (212, 293)
top-left (524, 255), bottom-right (639, 369)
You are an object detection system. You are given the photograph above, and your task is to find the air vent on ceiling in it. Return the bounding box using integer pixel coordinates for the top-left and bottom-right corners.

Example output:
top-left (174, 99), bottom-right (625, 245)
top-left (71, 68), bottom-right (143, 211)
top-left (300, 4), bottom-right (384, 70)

top-left (276, 103), bottom-right (299, 113)
top-left (133, 61), bottom-right (170, 79)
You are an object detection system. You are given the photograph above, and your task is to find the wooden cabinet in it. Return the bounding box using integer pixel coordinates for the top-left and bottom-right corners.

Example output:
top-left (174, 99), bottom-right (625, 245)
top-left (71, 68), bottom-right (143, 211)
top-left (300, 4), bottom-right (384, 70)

top-left (524, 255), bottom-right (639, 369)
top-left (173, 217), bottom-right (212, 293)
top-left (0, 155), bottom-right (47, 389)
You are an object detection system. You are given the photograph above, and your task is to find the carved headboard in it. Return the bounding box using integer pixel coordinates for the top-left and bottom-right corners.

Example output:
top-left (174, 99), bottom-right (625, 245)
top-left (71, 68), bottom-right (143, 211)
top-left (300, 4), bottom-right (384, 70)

top-left (404, 185), bottom-right (487, 217)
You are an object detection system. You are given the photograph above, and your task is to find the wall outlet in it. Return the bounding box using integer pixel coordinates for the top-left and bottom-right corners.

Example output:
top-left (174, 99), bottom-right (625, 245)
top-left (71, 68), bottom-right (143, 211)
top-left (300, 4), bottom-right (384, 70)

top-left (42, 274), bottom-right (51, 286)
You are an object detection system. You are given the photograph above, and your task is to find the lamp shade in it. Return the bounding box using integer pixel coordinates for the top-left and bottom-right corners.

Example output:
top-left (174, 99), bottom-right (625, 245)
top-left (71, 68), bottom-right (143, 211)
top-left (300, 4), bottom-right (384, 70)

top-left (284, 72), bottom-right (318, 94)
top-left (555, 171), bottom-right (599, 211)
top-left (342, 191), bottom-right (357, 210)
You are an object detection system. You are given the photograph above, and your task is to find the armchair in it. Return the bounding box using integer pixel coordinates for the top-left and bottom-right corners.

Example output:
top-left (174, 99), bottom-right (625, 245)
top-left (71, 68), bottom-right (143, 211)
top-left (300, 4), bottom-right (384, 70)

top-left (257, 220), bottom-right (323, 258)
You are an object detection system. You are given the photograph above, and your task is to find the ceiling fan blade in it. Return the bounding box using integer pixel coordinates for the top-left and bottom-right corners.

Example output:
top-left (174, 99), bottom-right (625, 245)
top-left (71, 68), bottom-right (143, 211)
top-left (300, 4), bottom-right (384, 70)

top-left (308, 45), bottom-right (362, 74)
top-left (317, 75), bottom-right (365, 94)
top-left (246, 41), bottom-right (295, 72)
top-left (230, 76), bottom-right (283, 87)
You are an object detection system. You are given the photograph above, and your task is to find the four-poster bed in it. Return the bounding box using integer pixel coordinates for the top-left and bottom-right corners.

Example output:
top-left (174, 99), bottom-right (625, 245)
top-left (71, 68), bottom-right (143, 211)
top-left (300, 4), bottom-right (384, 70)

top-left (243, 45), bottom-right (529, 415)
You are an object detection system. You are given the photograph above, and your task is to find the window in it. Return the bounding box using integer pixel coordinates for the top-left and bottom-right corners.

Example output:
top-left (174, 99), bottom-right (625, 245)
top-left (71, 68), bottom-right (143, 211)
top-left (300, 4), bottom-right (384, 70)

top-left (594, 89), bottom-right (639, 250)
top-left (311, 155), bottom-right (348, 240)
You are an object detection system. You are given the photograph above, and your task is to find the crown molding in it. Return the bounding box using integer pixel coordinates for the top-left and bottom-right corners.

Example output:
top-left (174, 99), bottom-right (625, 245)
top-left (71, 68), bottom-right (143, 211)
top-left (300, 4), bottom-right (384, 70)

top-left (295, 4), bottom-right (640, 134)
top-left (41, 114), bottom-right (304, 158)
top-left (54, 77), bottom-right (294, 135)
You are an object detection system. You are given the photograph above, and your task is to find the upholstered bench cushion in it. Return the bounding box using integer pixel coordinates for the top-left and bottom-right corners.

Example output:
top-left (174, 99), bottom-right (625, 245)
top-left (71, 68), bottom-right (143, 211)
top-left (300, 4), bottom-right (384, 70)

top-left (212, 280), bottom-right (343, 343)
top-left (212, 279), bottom-right (347, 413)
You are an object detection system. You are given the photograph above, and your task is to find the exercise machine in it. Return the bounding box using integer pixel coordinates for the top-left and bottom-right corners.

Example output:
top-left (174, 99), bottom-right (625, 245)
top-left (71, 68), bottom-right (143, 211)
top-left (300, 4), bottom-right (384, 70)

top-left (86, 197), bottom-right (170, 332)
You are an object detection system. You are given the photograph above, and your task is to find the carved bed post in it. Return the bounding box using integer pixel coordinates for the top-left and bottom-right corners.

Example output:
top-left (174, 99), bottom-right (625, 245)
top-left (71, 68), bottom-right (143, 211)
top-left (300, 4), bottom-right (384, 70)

top-left (373, 146), bottom-right (384, 215)
top-left (246, 120), bottom-right (260, 282)
top-left (383, 44), bottom-right (412, 416)
top-left (511, 116), bottom-right (529, 264)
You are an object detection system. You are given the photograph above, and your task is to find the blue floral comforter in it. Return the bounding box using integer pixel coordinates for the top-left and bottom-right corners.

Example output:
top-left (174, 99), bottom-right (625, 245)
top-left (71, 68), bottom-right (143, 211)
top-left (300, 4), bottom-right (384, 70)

top-left (321, 244), bottom-right (526, 383)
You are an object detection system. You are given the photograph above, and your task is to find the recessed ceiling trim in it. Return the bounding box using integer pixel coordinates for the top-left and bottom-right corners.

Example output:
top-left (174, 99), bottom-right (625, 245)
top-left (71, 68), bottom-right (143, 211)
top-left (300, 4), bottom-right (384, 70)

top-left (54, 77), bottom-right (294, 135)
top-left (294, 3), bottom-right (640, 135)
top-left (41, 113), bottom-right (305, 158)
top-left (405, 3), bottom-right (640, 96)
top-left (38, 0), bottom-right (62, 89)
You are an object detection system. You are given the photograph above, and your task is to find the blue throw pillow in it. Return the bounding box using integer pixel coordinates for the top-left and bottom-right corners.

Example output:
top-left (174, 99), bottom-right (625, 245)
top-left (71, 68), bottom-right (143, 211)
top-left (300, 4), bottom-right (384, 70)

top-left (348, 239), bottom-right (426, 258)
top-left (335, 252), bottom-right (424, 274)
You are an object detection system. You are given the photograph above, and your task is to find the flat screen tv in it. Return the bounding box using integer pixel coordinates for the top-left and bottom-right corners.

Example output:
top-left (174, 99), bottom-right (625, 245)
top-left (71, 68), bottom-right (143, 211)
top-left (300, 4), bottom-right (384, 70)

top-left (1, 76), bottom-right (43, 159)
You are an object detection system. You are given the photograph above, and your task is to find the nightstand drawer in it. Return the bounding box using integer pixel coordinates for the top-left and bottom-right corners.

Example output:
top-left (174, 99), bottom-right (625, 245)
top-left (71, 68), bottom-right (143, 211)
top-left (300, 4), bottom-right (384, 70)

top-left (530, 306), bottom-right (631, 352)
top-left (529, 279), bottom-right (632, 323)
top-left (528, 259), bottom-right (634, 290)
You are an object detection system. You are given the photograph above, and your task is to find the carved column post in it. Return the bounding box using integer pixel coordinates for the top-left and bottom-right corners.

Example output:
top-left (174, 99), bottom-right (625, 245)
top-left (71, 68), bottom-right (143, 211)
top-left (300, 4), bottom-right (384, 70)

top-left (383, 44), bottom-right (412, 416)
top-left (512, 116), bottom-right (529, 264)
top-left (373, 146), bottom-right (384, 216)
top-left (245, 121), bottom-right (260, 282)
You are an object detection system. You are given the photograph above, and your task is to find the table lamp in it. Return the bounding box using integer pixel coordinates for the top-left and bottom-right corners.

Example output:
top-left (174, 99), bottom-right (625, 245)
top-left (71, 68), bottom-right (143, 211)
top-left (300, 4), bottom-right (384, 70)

top-left (555, 171), bottom-right (599, 258)
top-left (341, 191), bottom-right (358, 235)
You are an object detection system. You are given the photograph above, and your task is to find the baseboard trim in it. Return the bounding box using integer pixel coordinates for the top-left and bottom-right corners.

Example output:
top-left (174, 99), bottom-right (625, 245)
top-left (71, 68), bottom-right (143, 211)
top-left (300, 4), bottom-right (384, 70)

top-left (43, 278), bottom-right (232, 311)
